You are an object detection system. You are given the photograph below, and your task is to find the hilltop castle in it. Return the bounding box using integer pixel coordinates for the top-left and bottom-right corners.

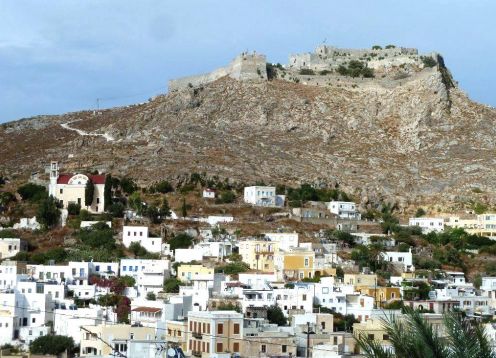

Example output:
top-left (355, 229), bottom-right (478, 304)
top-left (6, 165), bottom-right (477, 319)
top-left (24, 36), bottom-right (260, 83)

top-left (168, 52), bottom-right (267, 92)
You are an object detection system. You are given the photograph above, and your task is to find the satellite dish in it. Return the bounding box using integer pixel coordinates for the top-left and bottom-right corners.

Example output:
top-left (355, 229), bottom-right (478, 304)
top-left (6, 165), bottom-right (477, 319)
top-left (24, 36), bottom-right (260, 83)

top-left (167, 348), bottom-right (177, 357)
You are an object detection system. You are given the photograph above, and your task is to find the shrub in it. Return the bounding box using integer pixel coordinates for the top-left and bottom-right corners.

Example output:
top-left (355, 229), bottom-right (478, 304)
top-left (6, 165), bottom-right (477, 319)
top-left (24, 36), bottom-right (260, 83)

top-left (415, 208), bottom-right (426, 217)
top-left (146, 292), bottom-right (156, 301)
top-left (215, 261), bottom-right (249, 275)
top-left (168, 232), bottom-right (193, 250)
top-left (421, 56), bottom-right (437, 68)
top-left (67, 202), bottom-right (81, 215)
top-left (385, 44), bottom-right (396, 49)
top-left (152, 180), bottom-right (174, 194)
top-left (17, 183), bottom-right (46, 202)
top-left (267, 305), bottom-right (287, 326)
top-left (372, 45), bottom-right (382, 50)
top-left (319, 69), bottom-right (332, 75)
top-left (79, 222), bottom-right (115, 249)
top-left (164, 277), bottom-right (181, 293)
top-left (108, 202), bottom-right (125, 218)
top-left (299, 68), bottom-right (315, 75)
top-left (216, 190), bottom-right (236, 204)
top-left (120, 177), bottom-right (138, 195)
top-left (30, 335), bottom-right (75, 355)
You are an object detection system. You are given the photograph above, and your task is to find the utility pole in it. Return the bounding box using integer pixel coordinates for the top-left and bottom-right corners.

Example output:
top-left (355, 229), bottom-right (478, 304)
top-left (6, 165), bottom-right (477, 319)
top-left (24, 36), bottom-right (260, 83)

top-left (306, 321), bottom-right (310, 358)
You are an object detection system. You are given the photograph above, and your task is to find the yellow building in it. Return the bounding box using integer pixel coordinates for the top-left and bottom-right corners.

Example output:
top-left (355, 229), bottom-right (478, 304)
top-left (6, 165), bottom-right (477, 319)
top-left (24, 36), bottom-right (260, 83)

top-left (80, 324), bottom-right (154, 356)
top-left (446, 214), bottom-right (496, 238)
top-left (238, 240), bottom-right (279, 272)
top-left (356, 286), bottom-right (401, 307)
top-left (343, 273), bottom-right (377, 287)
top-left (178, 264), bottom-right (214, 282)
top-left (277, 247), bottom-right (315, 280)
top-left (165, 320), bottom-right (188, 352)
top-left (187, 311), bottom-right (243, 357)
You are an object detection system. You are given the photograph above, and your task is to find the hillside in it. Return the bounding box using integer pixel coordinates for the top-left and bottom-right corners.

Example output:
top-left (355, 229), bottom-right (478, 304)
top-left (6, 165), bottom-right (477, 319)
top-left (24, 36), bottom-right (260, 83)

top-left (1, 47), bottom-right (495, 211)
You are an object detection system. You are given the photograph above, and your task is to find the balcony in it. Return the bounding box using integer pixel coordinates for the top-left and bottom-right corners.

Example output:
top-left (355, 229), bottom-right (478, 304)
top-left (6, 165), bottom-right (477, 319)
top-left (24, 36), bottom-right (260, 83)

top-left (191, 350), bottom-right (202, 357)
top-left (192, 332), bottom-right (202, 339)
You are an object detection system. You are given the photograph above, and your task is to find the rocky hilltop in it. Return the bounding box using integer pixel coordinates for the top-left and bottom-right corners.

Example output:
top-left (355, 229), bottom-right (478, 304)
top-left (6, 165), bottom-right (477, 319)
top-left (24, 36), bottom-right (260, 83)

top-left (1, 45), bottom-right (495, 211)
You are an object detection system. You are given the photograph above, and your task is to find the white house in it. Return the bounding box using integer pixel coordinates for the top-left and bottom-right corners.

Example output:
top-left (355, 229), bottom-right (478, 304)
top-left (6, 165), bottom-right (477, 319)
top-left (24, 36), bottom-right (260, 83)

top-left (80, 221), bottom-right (112, 229)
top-left (408, 217), bottom-right (444, 233)
top-left (243, 186), bottom-right (284, 207)
top-left (194, 241), bottom-right (232, 259)
top-left (263, 232), bottom-right (299, 251)
top-left (207, 215), bottom-right (233, 226)
top-left (202, 188), bottom-right (216, 199)
top-left (120, 259), bottom-right (171, 298)
top-left (0, 238), bottom-right (28, 259)
top-left (380, 251), bottom-right (414, 272)
top-left (48, 162), bottom-right (106, 214)
top-left (273, 283), bottom-right (315, 316)
top-left (122, 226), bottom-right (162, 254)
top-left (481, 277), bottom-right (496, 305)
top-left (327, 201), bottom-right (361, 220)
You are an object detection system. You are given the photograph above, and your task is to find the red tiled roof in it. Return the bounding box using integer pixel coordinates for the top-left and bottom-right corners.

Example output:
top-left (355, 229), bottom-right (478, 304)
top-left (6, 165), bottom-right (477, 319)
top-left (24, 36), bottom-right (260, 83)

top-left (204, 188), bottom-right (216, 193)
top-left (56, 174), bottom-right (106, 185)
top-left (132, 307), bottom-right (162, 313)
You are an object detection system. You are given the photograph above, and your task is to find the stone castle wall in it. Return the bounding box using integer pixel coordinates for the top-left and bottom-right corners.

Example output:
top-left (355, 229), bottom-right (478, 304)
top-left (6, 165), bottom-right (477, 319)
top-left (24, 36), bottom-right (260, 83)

top-left (169, 53), bottom-right (267, 91)
top-left (288, 45), bottom-right (422, 71)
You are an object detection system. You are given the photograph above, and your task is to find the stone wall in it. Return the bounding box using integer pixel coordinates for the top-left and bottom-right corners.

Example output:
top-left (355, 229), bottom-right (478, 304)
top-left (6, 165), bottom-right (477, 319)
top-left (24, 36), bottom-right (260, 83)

top-left (288, 45), bottom-right (422, 71)
top-left (168, 52), bottom-right (267, 91)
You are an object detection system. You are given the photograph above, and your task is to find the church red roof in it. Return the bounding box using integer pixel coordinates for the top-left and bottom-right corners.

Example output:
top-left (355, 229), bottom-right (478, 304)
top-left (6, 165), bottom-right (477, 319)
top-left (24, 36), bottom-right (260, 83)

top-left (57, 174), bottom-right (106, 185)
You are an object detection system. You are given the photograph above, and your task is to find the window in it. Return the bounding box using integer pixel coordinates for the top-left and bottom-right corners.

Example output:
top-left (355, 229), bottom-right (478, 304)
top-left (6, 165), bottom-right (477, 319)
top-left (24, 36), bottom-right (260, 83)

top-left (217, 323), bottom-right (224, 334)
top-left (302, 294), bottom-right (307, 301)
top-left (216, 343), bottom-right (223, 352)
top-left (383, 334), bottom-right (389, 340)
top-left (95, 265), bottom-right (100, 272)
top-left (261, 344), bottom-right (266, 353)
top-left (77, 198), bottom-right (81, 205)
top-left (96, 198), bottom-right (100, 204)
top-left (123, 266), bottom-right (127, 271)
top-left (233, 342), bottom-right (239, 352)
top-left (233, 323), bottom-right (240, 334)
top-left (321, 322), bottom-right (326, 330)
top-left (60, 189), bottom-right (63, 194)
top-left (32, 318), bottom-right (36, 323)
top-left (304, 258), bottom-right (309, 267)
top-left (368, 334), bottom-right (374, 339)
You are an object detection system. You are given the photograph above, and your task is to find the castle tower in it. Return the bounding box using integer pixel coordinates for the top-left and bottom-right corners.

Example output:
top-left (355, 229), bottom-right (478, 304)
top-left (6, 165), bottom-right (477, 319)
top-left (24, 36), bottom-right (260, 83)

top-left (48, 161), bottom-right (59, 197)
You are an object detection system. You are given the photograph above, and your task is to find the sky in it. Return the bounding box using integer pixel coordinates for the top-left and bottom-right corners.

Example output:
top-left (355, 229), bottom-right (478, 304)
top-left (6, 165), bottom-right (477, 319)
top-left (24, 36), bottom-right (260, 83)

top-left (1, 0), bottom-right (495, 123)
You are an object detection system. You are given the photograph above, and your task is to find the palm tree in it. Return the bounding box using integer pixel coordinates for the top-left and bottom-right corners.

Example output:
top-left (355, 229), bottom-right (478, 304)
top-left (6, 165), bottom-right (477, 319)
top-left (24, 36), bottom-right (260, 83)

top-left (355, 309), bottom-right (495, 358)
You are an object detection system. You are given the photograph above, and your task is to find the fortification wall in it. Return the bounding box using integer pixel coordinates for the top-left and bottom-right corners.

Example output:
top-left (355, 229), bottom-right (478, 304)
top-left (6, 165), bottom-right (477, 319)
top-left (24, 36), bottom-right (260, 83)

top-left (289, 45), bottom-right (421, 70)
top-left (168, 53), bottom-right (267, 92)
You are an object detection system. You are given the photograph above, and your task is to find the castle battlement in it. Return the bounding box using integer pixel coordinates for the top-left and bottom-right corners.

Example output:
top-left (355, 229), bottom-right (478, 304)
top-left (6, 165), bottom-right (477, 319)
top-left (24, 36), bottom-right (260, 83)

top-left (288, 44), bottom-right (423, 71)
top-left (168, 52), bottom-right (267, 92)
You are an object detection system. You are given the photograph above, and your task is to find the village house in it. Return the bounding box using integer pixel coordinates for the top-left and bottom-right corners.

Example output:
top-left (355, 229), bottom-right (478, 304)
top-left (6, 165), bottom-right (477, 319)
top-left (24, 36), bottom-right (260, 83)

top-left (243, 186), bottom-right (285, 207)
top-left (408, 217), bottom-right (445, 233)
top-left (187, 310), bottom-right (243, 358)
top-left (202, 188), bottom-right (216, 199)
top-left (122, 225), bottom-right (162, 254)
top-left (0, 238), bottom-right (27, 259)
top-left (275, 247), bottom-right (315, 281)
top-left (327, 201), bottom-right (361, 220)
top-left (239, 239), bottom-right (279, 272)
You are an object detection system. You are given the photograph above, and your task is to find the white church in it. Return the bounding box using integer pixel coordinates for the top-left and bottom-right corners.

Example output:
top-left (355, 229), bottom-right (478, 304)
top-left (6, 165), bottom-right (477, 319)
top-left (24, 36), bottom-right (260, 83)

top-left (48, 162), bottom-right (106, 213)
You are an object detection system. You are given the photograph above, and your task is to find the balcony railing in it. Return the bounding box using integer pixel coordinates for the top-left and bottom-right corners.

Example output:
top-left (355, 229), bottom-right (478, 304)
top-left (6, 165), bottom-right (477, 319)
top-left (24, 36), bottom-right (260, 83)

top-left (192, 332), bottom-right (202, 339)
top-left (191, 350), bottom-right (202, 357)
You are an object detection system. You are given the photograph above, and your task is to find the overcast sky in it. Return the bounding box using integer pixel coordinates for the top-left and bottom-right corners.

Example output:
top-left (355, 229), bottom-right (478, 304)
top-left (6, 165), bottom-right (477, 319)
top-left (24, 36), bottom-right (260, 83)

top-left (1, 0), bottom-right (494, 123)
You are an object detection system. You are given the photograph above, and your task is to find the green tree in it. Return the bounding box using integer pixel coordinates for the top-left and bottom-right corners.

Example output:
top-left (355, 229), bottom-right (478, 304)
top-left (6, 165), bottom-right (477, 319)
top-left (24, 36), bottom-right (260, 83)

top-left (129, 241), bottom-right (148, 258)
top-left (181, 197), bottom-right (188, 217)
top-left (104, 174), bottom-right (112, 210)
top-left (146, 292), bottom-right (157, 301)
top-left (120, 177), bottom-right (138, 195)
top-left (17, 183), bottom-right (47, 202)
top-left (128, 192), bottom-right (144, 214)
top-left (415, 208), bottom-right (426, 217)
top-left (108, 202), bottom-right (125, 218)
top-left (216, 190), bottom-right (236, 204)
top-left (85, 179), bottom-right (95, 207)
top-left (355, 309), bottom-right (494, 358)
top-left (168, 233), bottom-right (193, 250)
top-left (154, 180), bottom-right (174, 193)
top-left (160, 198), bottom-right (171, 218)
top-left (164, 277), bottom-right (181, 293)
top-left (67, 202), bottom-right (81, 215)
top-left (29, 335), bottom-right (75, 355)
top-left (37, 196), bottom-right (60, 229)
top-left (79, 222), bottom-right (115, 249)
top-left (267, 305), bottom-right (287, 326)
